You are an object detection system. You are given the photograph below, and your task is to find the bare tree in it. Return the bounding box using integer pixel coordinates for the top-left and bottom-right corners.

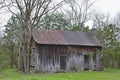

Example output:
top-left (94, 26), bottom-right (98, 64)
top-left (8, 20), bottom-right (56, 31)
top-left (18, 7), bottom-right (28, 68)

top-left (113, 13), bottom-right (120, 42)
top-left (64, 0), bottom-right (97, 31)
top-left (3, 0), bottom-right (63, 72)
top-left (0, 0), bottom-right (5, 9)
top-left (91, 12), bottom-right (120, 48)
top-left (92, 12), bottom-right (111, 29)
top-left (114, 13), bottom-right (120, 28)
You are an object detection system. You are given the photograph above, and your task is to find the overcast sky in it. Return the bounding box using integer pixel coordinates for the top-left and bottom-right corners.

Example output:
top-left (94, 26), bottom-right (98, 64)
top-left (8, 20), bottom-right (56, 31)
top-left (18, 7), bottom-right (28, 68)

top-left (94, 0), bottom-right (120, 16)
top-left (0, 0), bottom-right (120, 33)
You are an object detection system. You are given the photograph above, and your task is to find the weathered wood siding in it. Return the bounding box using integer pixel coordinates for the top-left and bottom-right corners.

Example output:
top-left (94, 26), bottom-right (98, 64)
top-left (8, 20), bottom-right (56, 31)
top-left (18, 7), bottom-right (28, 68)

top-left (34, 44), bottom-right (103, 72)
top-left (35, 44), bottom-right (68, 72)
top-left (96, 53), bottom-right (104, 71)
top-left (66, 52), bottom-right (84, 71)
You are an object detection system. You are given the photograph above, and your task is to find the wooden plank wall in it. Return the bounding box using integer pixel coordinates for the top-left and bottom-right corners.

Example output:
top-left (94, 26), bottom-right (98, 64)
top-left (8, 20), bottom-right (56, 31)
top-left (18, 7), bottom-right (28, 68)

top-left (34, 44), bottom-right (103, 72)
top-left (35, 45), bottom-right (67, 72)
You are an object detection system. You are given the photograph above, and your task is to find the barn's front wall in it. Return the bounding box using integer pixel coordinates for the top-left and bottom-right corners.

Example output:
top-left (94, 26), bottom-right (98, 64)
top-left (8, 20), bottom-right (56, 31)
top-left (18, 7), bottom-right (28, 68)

top-left (33, 44), bottom-right (103, 72)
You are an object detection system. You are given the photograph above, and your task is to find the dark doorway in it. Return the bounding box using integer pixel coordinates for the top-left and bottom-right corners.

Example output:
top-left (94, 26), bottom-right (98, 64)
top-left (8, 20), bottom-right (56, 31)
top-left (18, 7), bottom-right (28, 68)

top-left (60, 56), bottom-right (66, 70)
top-left (93, 53), bottom-right (96, 70)
top-left (84, 55), bottom-right (89, 70)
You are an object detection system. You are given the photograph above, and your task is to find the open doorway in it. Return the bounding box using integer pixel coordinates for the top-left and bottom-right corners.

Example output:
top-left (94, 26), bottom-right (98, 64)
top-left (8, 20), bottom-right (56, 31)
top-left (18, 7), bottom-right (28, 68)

top-left (84, 55), bottom-right (89, 70)
top-left (60, 56), bottom-right (66, 70)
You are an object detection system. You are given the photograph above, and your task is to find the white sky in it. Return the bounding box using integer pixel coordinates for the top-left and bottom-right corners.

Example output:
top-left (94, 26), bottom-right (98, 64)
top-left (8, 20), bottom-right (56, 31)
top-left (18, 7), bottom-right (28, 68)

top-left (94, 0), bottom-right (120, 16)
top-left (0, 0), bottom-right (120, 33)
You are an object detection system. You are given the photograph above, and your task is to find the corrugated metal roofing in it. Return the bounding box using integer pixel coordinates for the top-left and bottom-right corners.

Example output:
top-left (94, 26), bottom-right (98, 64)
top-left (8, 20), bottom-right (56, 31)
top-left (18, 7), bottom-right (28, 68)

top-left (33, 29), bottom-right (102, 47)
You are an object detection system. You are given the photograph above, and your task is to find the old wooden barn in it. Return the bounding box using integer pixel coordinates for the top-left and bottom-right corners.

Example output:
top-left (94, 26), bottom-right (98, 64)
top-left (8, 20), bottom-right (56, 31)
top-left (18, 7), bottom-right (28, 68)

top-left (31, 29), bottom-right (103, 72)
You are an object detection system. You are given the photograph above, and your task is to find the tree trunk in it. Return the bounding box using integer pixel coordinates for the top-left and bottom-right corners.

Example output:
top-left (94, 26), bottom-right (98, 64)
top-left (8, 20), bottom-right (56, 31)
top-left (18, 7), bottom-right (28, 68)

top-left (18, 26), bottom-right (32, 72)
top-left (18, 41), bottom-right (31, 72)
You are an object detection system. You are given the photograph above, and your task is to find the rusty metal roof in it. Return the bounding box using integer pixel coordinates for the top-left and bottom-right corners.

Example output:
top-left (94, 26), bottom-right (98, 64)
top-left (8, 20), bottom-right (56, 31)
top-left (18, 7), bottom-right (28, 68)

top-left (33, 29), bottom-right (102, 47)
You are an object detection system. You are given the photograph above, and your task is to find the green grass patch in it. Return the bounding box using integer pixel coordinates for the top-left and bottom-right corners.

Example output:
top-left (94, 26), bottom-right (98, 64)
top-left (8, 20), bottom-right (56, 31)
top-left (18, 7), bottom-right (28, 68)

top-left (0, 68), bottom-right (120, 80)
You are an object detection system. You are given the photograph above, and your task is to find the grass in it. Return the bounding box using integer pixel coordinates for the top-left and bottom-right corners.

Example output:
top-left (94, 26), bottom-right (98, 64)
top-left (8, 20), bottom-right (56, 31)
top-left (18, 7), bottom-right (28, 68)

top-left (0, 68), bottom-right (120, 80)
